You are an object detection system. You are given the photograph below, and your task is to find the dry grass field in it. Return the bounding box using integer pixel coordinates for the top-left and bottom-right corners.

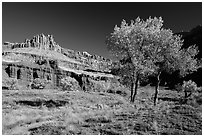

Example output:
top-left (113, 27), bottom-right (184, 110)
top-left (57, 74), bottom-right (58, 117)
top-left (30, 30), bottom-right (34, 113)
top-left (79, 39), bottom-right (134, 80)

top-left (2, 86), bottom-right (202, 135)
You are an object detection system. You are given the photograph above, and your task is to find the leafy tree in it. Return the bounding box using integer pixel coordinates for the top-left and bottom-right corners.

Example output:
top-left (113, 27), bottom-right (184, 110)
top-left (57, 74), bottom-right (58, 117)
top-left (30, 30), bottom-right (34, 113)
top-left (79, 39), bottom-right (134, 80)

top-left (106, 17), bottom-right (156, 102)
top-left (149, 33), bottom-right (199, 105)
top-left (107, 17), bottom-right (200, 105)
top-left (146, 29), bottom-right (200, 105)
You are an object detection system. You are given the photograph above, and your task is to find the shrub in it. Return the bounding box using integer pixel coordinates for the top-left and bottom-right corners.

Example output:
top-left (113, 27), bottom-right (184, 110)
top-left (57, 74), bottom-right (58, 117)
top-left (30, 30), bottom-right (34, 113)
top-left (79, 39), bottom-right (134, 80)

top-left (106, 82), bottom-right (128, 96)
top-left (89, 79), bottom-right (128, 96)
top-left (189, 92), bottom-right (202, 107)
top-left (60, 77), bottom-right (80, 91)
top-left (2, 78), bottom-right (19, 90)
top-left (87, 79), bottom-right (107, 92)
top-left (181, 80), bottom-right (198, 102)
top-left (182, 80), bottom-right (197, 94)
top-left (175, 83), bottom-right (182, 92)
top-left (197, 87), bottom-right (202, 93)
top-left (31, 78), bottom-right (51, 89)
top-left (80, 76), bottom-right (128, 96)
top-left (188, 86), bottom-right (202, 106)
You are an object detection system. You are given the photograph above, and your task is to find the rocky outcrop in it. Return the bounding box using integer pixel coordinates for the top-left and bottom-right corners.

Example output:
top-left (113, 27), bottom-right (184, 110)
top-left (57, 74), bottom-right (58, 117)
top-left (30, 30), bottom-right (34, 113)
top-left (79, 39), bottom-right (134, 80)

top-left (3, 34), bottom-right (112, 72)
top-left (61, 48), bottom-right (112, 71)
top-left (3, 59), bottom-right (59, 87)
top-left (4, 34), bottom-right (61, 52)
top-left (2, 34), bottom-right (114, 90)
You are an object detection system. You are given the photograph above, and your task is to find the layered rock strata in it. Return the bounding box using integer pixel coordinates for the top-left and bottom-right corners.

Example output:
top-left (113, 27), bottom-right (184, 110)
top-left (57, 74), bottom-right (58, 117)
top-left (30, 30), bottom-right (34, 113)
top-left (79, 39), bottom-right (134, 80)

top-left (3, 34), bottom-right (112, 72)
top-left (2, 34), bottom-right (114, 89)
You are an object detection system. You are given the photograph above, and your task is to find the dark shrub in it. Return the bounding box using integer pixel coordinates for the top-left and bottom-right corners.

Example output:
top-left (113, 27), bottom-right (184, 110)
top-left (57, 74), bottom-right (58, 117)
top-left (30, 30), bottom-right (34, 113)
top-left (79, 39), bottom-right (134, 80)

top-left (60, 77), bottom-right (80, 91)
top-left (182, 80), bottom-right (198, 98)
top-left (2, 78), bottom-right (19, 90)
top-left (178, 80), bottom-right (201, 104)
top-left (31, 78), bottom-right (51, 89)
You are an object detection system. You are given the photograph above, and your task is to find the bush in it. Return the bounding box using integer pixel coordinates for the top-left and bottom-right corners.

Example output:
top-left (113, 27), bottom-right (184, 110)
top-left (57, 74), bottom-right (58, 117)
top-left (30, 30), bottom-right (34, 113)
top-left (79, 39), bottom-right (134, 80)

top-left (181, 80), bottom-right (198, 102)
top-left (182, 80), bottom-right (198, 93)
top-left (86, 79), bottom-right (128, 96)
top-left (31, 78), bottom-right (51, 89)
top-left (2, 78), bottom-right (19, 90)
top-left (86, 79), bottom-right (107, 92)
top-left (106, 82), bottom-right (128, 96)
top-left (175, 83), bottom-right (182, 92)
top-left (197, 87), bottom-right (202, 93)
top-left (189, 92), bottom-right (202, 106)
top-left (60, 77), bottom-right (80, 91)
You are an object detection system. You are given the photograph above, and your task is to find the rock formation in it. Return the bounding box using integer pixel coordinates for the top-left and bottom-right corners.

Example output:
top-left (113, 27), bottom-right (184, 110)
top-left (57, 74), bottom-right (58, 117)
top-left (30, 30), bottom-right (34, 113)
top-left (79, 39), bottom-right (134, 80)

top-left (2, 34), bottom-right (114, 90)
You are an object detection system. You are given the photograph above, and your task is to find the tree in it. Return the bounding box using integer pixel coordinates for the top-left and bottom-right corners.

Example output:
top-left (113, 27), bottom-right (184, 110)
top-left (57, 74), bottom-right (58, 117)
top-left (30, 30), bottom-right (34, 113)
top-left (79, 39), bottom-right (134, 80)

top-left (107, 17), bottom-right (200, 105)
top-left (145, 27), bottom-right (200, 106)
top-left (106, 17), bottom-right (156, 102)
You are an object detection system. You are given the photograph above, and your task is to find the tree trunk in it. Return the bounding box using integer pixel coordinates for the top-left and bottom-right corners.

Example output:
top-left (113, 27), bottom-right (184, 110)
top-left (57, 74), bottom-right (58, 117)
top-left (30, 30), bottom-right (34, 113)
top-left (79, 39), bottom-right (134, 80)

top-left (184, 91), bottom-right (188, 103)
top-left (184, 91), bottom-right (187, 99)
top-left (130, 82), bottom-right (135, 102)
top-left (154, 72), bottom-right (161, 106)
top-left (130, 70), bottom-right (136, 103)
top-left (184, 91), bottom-right (192, 103)
top-left (132, 75), bottom-right (139, 103)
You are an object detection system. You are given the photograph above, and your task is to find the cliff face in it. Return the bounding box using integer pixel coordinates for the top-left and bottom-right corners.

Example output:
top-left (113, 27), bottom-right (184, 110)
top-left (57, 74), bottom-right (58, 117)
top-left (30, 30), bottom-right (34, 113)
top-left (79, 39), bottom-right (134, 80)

top-left (3, 34), bottom-right (112, 72)
top-left (2, 34), bottom-right (114, 89)
top-left (3, 34), bottom-right (61, 52)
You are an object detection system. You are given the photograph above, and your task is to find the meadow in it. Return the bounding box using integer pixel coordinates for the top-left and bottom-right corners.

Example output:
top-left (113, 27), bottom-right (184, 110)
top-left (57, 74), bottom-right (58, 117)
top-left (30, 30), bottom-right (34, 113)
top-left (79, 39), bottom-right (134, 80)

top-left (2, 86), bottom-right (202, 135)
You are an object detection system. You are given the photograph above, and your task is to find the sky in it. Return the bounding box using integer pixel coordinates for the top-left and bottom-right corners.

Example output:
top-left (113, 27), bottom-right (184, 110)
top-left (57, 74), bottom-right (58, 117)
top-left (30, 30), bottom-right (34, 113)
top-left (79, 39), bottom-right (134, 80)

top-left (2, 2), bottom-right (202, 58)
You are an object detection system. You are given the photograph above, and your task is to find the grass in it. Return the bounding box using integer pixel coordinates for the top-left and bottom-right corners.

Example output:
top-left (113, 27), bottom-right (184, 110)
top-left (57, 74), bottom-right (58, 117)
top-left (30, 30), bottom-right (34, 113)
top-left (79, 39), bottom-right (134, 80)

top-left (2, 86), bottom-right (202, 135)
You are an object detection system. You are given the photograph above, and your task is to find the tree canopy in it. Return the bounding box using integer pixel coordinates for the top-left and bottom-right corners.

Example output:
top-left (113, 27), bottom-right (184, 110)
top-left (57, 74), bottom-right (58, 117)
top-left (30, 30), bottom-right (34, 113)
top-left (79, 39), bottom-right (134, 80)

top-left (107, 17), bottom-right (200, 105)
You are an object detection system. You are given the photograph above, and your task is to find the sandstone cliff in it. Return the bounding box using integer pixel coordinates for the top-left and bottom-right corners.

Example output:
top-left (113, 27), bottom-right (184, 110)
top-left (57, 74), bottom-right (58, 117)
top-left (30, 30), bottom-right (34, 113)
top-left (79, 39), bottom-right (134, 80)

top-left (2, 34), bottom-right (114, 90)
